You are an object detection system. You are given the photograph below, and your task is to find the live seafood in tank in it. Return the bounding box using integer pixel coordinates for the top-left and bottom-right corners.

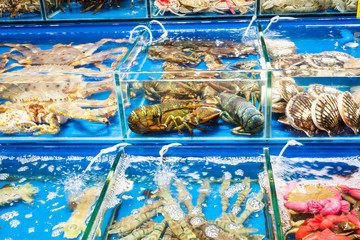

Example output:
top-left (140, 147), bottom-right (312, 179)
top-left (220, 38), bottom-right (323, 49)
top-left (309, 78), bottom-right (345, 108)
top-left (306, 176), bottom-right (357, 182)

top-left (0, 38), bottom-right (128, 74)
top-left (127, 78), bottom-right (264, 137)
top-left (272, 78), bottom-right (360, 137)
top-left (0, 0), bottom-right (55, 19)
top-left (0, 183), bottom-right (38, 206)
top-left (57, 0), bottom-right (124, 14)
top-left (0, 74), bottom-right (118, 135)
top-left (153, 0), bottom-right (255, 16)
top-left (283, 183), bottom-right (360, 239)
top-left (104, 152), bottom-right (271, 240)
top-left (261, 0), bottom-right (356, 13)
top-left (272, 51), bottom-right (360, 77)
top-left (147, 39), bottom-right (258, 71)
top-left (270, 146), bottom-right (360, 240)
top-left (53, 186), bottom-right (101, 239)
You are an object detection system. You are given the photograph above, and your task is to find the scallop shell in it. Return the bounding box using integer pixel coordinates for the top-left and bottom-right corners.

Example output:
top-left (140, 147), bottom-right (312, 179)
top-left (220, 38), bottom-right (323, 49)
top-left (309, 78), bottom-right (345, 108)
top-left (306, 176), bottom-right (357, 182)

top-left (338, 91), bottom-right (360, 135)
top-left (273, 77), bottom-right (303, 103)
top-left (308, 84), bottom-right (342, 100)
top-left (353, 89), bottom-right (360, 105)
top-left (311, 94), bottom-right (344, 137)
top-left (286, 93), bottom-right (317, 137)
top-left (278, 78), bottom-right (303, 102)
top-left (272, 100), bottom-right (287, 113)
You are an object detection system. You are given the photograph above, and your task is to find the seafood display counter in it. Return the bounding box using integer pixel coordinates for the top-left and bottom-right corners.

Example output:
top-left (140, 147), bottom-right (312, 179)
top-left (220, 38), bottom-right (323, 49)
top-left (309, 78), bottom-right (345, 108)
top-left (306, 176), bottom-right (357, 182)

top-left (0, 144), bottom-right (123, 240)
top-left (86, 144), bottom-right (275, 240)
top-left (267, 144), bottom-right (360, 240)
top-left (260, 18), bottom-right (360, 139)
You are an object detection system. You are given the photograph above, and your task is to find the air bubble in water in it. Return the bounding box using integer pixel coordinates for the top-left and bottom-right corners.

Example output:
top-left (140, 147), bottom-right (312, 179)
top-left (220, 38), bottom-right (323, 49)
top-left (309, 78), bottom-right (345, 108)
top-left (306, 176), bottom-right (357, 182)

top-left (205, 225), bottom-right (219, 238)
top-left (224, 183), bottom-right (246, 198)
top-left (164, 204), bottom-right (185, 221)
top-left (248, 198), bottom-right (264, 211)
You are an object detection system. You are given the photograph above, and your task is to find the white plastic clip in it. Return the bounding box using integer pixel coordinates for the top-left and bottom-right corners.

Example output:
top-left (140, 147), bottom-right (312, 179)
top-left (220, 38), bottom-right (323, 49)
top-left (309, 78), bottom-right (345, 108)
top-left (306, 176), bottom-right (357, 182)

top-left (263, 16), bottom-right (297, 33)
top-left (159, 143), bottom-right (182, 163)
top-left (244, 15), bottom-right (257, 37)
top-left (277, 140), bottom-right (302, 162)
top-left (83, 143), bottom-right (132, 174)
top-left (150, 20), bottom-right (168, 43)
top-left (129, 25), bottom-right (153, 45)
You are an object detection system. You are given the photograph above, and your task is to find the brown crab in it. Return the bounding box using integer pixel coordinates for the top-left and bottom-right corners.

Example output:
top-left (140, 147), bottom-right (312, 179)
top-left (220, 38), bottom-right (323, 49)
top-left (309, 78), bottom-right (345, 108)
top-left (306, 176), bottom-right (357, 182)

top-left (0, 74), bottom-right (117, 135)
top-left (0, 38), bottom-right (128, 74)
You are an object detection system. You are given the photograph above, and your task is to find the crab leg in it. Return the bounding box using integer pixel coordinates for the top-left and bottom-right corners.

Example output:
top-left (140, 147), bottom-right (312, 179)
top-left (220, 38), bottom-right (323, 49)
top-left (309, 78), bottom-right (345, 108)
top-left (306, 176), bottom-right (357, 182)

top-left (73, 47), bottom-right (128, 70)
top-left (73, 38), bottom-right (128, 57)
top-left (31, 114), bottom-right (61, 135)
top-left (161, 227), bottom-right (173, 240)
top-left (196, 180), bottom-right (211, 209)
top-left (177, 181), bottom-right (194, 213)
top-left (218, 173), bottom-right (232, 222)
top-left (75, 98), bottom-right (116, 108)
top-left (109, 209), bottom-right (159, 234)
top-left (229, 177), bottom-right (251, 219)
top-left (49, 104), bottom-right (117, 125)
top-left (0, 43), bottom-right (42, 55)
top-left (109, 200), bottom-right (163, 234)
top-left (71, 82), bottom-right (114, 99)
top-left (143, 221), bottom-right (166, 240)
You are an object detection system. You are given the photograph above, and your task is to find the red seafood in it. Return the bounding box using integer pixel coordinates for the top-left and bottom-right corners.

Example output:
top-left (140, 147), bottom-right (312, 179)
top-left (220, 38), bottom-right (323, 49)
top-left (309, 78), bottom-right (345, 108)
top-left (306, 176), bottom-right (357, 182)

top-left (303, 229), bottom-right (351, 240)
top-left (283, 182), bottom-right (349, 215)
top-left (341, 186), bottom-right (360, 199)
top-left (295, 214), bottom-right (360, 240)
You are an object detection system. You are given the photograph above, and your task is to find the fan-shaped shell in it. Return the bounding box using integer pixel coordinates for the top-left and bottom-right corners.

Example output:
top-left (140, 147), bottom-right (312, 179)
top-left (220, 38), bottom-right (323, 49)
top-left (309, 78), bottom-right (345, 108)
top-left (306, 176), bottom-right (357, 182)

top-left (285, 93), bottom-right (317, 137)
top-left (311, 94), bottom-right (344, 137)
top-left (308, 84), bottom-right (342, 100)
top-left (278, 78), bottom-right (303, 102)
top-left (338, 91), bottom-right (360, 135)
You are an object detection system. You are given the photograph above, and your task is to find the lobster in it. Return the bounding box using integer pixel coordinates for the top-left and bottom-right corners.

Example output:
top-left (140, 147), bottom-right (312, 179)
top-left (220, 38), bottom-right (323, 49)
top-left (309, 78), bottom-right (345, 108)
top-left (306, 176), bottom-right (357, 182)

top-left (127, 100), bottom-right (221, 136)
top-left (219, 92), bottom-right (264, 135)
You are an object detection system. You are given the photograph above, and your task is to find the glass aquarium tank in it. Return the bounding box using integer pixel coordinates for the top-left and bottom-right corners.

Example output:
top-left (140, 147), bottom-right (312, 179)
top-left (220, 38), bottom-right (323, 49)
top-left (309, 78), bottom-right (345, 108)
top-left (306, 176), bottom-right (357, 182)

top-left (44, 0), bottom-right (147, 20)
top-left (267, 143), bottom-right (360, 240)
top-left (0, 143), bottom-right (125, 240)
top-left (116, 20), bottom-right (268, 141)
top-left (0, 22), bottom-right (147, 140)
top-left (261, 18), bottom-right (360, 77)
top-left (259, 0), bottom-right (358, 16)
top-left (260, 18), bottom-right (360, 139)
top-left (119, 75), bottom-right (267, 141)
top-left (0, 0), bottom-right (45, 21)
top-left (122, 20), bottom-right (266, 73)
top-left (0, 73), bottom-right (122, 139)
top-left (84, 144), bottom-right (276, 240)
top-left (149, 0), bottom-right (256, 19)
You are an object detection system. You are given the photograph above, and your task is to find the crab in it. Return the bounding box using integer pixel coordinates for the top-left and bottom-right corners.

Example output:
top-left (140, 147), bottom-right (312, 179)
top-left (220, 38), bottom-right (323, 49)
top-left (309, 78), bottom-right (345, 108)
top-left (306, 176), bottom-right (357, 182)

top-left (0, 38), bottom-right (128, 74)
top-left (0, 74), bottom-right (117, 135)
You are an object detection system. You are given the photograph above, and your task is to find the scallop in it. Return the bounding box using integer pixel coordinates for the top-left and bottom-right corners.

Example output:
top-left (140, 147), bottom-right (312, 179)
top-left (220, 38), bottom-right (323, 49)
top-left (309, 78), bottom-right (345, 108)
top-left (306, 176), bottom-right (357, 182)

top-left (308, 84), bottom-right (342, 100)
top-left (286, 93), bottom-right (317, 137)
top-left (311, 94), bottom-right (344, 137)
top-left (338, 91), bottom-right (360, 135)
top-left (278, 78), bottom-right (305, 102)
